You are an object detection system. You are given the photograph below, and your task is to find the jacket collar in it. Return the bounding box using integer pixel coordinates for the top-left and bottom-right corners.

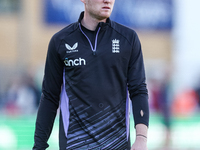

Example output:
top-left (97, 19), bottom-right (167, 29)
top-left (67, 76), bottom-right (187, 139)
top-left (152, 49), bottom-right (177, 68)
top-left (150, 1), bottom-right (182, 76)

top-left (77, 11), bottom-right (111, 31)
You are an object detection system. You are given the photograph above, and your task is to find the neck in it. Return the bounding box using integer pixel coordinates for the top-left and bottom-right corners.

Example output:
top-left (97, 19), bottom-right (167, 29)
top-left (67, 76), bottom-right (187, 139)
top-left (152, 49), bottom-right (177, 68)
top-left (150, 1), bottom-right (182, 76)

top-left (81, 12), bottom-right (107, 31)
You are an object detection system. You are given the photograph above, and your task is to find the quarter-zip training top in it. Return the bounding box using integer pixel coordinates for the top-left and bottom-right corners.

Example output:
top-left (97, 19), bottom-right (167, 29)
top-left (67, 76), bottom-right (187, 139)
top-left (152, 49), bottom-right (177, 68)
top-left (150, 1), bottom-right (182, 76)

top-left (33, 12), bottom-right (149, 150)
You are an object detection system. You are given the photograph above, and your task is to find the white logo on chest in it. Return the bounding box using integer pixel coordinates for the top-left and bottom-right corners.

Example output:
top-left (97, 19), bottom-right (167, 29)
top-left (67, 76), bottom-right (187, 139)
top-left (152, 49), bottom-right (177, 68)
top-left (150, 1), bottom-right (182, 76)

top-left (64, 58), bottom-right (86, 67)
top-left (112, 39), bottom-right (120, 53)
top-left (65, 43), bottom-right (78, 53)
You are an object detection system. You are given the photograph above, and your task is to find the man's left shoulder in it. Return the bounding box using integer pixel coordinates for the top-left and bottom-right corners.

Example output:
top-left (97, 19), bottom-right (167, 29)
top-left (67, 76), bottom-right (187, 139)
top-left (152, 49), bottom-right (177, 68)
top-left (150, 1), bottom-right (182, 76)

top-left (110, 21), bottom-right (138, 40)
top-left (111, 21), bottom-right (136, 35)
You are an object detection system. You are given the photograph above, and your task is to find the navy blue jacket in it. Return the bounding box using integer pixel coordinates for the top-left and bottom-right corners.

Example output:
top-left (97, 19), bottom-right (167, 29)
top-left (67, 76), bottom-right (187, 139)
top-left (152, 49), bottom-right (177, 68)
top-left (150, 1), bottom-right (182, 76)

top-left (33, 12), bottom-right (149, 150)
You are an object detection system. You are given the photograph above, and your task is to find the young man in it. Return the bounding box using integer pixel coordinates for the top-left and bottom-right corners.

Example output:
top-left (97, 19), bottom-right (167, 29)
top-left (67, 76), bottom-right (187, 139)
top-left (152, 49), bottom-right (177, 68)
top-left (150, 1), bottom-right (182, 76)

top-left (33, 0), bottom-right (149, 149)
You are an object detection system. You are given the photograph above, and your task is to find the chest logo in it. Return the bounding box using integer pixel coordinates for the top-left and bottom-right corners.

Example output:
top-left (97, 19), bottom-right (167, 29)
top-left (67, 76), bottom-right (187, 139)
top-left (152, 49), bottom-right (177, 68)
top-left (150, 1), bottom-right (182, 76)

top-left (64, 58), bottom-right (86, 67)
top-left (112, 39), bottom-right (120, 53)
top-left (65, 42), bottom-right (78, 53)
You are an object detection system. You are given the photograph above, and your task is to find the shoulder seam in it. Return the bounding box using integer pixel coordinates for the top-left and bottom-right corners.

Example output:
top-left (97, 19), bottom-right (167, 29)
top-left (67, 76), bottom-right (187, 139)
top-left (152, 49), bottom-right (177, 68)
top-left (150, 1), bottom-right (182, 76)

top-left (53, 23), bottom-right (79, 54)
top-left (109, 22), bottom-right (135, 47)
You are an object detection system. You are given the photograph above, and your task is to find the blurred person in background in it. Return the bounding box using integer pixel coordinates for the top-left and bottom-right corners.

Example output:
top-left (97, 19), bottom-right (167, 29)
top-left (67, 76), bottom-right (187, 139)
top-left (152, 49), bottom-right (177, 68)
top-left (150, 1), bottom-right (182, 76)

top-left (3, 72), bottom-right (40, 115)
top-left (15, 72), bottom-right (41, 114)
top-left (158, 78), bottom-right (172, 148)
top-left (148, 70), bottom-right (172, 148)
top-left (194, 79), bottom-right (200, 110)
top-left (195, 88), bottom-right (200, 109)
top-left (33, 0), bottom-right (149, 150)
top-left (3, 77), bottom-right (20, 115)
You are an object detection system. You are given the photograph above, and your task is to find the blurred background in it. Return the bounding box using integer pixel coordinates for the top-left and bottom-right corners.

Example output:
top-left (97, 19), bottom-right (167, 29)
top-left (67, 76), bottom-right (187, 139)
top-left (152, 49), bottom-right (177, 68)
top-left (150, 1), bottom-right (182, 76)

top-left (0, 0), bottom-right (200, 150)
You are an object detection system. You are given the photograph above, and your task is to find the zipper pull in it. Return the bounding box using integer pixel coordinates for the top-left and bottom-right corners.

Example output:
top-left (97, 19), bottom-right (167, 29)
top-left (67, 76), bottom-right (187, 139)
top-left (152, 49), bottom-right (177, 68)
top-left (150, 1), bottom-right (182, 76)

top-left (93, 51), bottom-right (96, 55)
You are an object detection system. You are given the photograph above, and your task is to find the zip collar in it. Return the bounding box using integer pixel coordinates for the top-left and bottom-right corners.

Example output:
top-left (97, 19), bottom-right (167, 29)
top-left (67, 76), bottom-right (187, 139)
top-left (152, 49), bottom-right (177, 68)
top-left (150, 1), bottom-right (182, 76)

top-left (79, 23), bottom-right (101, 56)
top-left (77, 11), bottom-right (111, 55)
top-left (78, 11), bottom-right (111, 31)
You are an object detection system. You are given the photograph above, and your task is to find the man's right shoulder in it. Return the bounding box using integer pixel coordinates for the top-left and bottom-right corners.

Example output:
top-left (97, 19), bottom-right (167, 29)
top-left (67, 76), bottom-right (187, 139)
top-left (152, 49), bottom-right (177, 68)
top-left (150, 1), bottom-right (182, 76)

top-left (53, 22), bottom-right (79, 39)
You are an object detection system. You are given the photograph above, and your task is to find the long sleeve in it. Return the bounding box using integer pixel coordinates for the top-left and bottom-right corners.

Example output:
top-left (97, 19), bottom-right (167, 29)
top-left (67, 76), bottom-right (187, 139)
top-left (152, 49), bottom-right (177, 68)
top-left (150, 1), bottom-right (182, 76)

top-left (127, 32), bottom-right (149, 127)
top-left (33, 35), bottom-right (64, 150)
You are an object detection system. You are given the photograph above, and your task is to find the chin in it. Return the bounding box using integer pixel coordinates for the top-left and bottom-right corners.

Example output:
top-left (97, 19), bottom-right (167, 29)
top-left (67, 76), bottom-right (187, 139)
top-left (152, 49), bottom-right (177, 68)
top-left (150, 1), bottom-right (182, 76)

top-left (100, 13), bottom-right (111, 19)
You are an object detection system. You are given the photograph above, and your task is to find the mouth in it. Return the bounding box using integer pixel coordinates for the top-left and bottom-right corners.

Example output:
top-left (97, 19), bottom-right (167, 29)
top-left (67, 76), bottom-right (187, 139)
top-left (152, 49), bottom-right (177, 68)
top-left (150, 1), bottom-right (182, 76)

top-left (102, 6), bottom-right (111, 10)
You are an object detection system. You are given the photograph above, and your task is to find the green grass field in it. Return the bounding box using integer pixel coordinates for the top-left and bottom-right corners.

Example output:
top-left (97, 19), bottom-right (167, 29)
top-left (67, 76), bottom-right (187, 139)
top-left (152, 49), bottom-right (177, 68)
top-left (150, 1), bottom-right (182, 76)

top-left (0, 113), bottom-right (200, 150)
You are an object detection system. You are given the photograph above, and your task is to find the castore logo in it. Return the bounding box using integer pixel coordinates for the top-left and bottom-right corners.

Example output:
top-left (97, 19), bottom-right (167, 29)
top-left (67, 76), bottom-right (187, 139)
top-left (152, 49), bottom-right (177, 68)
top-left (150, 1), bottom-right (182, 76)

top-left (65, 42), bottom-right (78, 53)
